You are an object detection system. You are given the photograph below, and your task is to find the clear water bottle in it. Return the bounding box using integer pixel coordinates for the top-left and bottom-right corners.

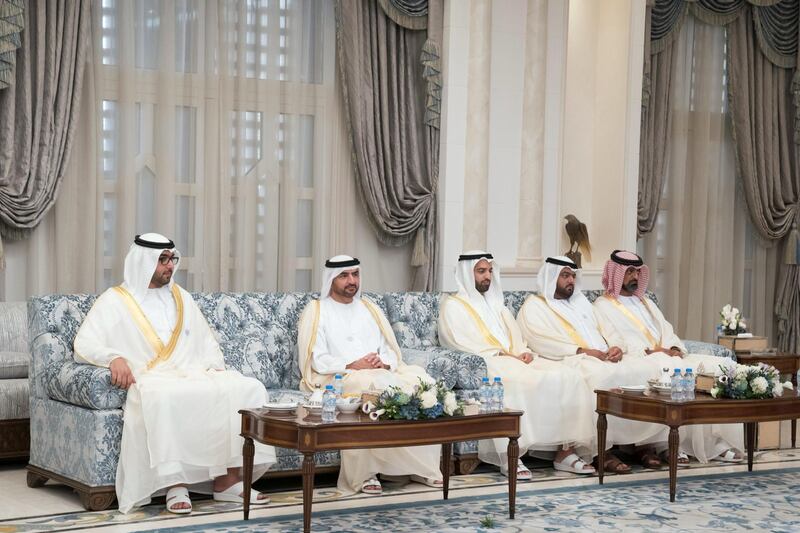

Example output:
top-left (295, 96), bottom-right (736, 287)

top-left (479, 377), bottom-right (491, 414)
top-left (322, 385), bottom-right (336, 422)
top-left (670, 368), bottom-right (684, 401)
top-left (333, 374), bottom-right (343, 398)
top-left (492, 377), bottom-right (504, 412)
top-left (684, 368), bottom-right (695, 400)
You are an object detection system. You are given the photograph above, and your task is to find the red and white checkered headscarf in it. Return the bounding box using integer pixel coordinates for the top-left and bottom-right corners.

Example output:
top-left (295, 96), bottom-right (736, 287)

top-left (602, 250), bottom-right (649, 298)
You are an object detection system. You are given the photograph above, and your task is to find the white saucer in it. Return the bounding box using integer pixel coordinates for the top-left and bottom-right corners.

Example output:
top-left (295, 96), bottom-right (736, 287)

top-left (264, 402), bottom-right (298, 412)
top-left (619, 385), bottom-right (647, 395)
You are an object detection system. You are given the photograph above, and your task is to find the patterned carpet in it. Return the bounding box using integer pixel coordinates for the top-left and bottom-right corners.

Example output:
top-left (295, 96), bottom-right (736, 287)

top-left (2, 450), bottom-right (800, 532)
top-left (154, 468), bottom-right (800, 533)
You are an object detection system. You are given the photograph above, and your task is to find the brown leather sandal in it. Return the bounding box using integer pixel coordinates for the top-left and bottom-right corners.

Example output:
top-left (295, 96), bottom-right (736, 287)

top-left (602, 454), bottom-right (632, 474)
top-left (637, 449), bottom-right (663, 469)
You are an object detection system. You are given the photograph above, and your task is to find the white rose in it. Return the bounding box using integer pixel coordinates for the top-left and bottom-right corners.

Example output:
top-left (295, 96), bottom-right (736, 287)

top-left (732, 307), bottom-right (740, 317)
top-left (444, 392), bottom-right (458, 415)
top-left (729, 320), bottom-right (738, 331)
top-left (751, 376), bottom-right (768, 394)
top-left (772, 380), bottom-right (783, 397)
top-left (420, 389), bottom-right (438, 409)
top-left (735, 365), bottom-right (748, 377)
top-left (723, 304), bottom-right (731, 314)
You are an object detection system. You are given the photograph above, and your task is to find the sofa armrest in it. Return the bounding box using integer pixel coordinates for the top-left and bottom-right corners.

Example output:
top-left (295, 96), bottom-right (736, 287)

top-left (402, 347), bottom-right (487, 390)
top-left (683, 340), bottom-right (736, 361)
top-left (46, 360), bottom-right (127, 410)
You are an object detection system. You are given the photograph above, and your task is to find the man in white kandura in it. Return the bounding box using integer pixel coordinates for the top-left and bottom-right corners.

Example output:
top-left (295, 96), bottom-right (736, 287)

top-left (593, 250), bottom-right (744, 463)
top-left (297, 255), bottom-right (443, 495)
top-left (438, 251), bottom-right (596, 480)
top-left (517, 256), bottom-right (670, 473)
top-left (74, 234), bottom-right (276, 514)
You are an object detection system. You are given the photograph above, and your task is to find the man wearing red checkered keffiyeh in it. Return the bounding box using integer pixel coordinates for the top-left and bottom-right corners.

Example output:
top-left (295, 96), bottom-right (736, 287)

top-left (594, 250), bottom-right (745, 464)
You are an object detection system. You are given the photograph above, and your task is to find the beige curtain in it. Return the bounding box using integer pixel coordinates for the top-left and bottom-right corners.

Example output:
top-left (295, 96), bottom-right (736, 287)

top-left (0, 0), bottom-right (91, 256)
top-left (335, 0), bottom-right (441, 291)
top-left (638, 17), bottom-right (778, 344)
top-left (728, 9), bottom-right (800, 352)
top-left (0, 0), bottom-right (412, 301)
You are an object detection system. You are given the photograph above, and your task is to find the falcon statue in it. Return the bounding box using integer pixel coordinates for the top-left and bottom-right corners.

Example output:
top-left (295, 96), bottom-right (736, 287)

top-left (564, 214), bottom-right (592, 268)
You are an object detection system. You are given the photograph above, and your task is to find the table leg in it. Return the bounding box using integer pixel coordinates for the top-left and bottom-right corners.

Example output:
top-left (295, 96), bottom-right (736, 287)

top-left (302, 452), bottom-right (315, 533)
top-left (792, 419), bottom-right (797, 449)
top-left (507, 437), bottom-right (519, 520)
top-left (242, 437), bottom-right (254, 520)
top-left (597, 413), bottom-right (607, 485)
top-left (668, 426), bottom-right (679, 503)
top-left (745, 422), bottom-right (756, 472)
top-left (441, 443), bottom-right (451, 500)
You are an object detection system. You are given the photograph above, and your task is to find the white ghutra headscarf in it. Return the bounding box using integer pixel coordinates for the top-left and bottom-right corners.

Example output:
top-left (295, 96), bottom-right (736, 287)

top-left (122, 233), bottom-right (180, 303)
top-left (537, 255), bottom-right (607, 350)
top-left (453, 250), bottom-right (510, 348)
top-left (320, 255), bottom-right (362, 300)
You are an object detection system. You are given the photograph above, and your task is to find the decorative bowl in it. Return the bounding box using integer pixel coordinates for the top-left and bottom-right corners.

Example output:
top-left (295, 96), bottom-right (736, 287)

top-left (336, 398), bottom-right (362, 413)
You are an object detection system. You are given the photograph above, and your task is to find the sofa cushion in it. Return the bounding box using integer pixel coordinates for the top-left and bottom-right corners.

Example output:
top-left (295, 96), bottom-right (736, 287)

top-left (0, 378), bottom-right (29, 419)
top-left (0, 351), bottom-right (29, 379)
top-left (383, 292), bottom-right (442, 348)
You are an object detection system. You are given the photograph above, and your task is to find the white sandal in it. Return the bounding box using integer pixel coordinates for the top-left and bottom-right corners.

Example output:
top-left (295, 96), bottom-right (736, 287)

top-left (713, 448), bottom-right (744, 463)
top-left (213, 481), bottom-right (270, 505)
top-left (165, 486), bottom-right (192, 514)
top-left (410, 474), bottom-right (443, 488)
top-left (501, 459), bottom-right (533, 481)
top-left (554, 453), bottom-right (596, 475)
top-left (360, 477), bottom-right (382, 495)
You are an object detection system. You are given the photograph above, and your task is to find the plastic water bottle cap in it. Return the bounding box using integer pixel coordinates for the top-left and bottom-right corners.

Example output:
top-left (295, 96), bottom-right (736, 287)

top-left (335, 374), bottom-right (342, 379)
top-left (325, 385), bottom-right (333, 390)
top-left (686, 368), bottom-right (692, 372)
top-left (674, 368), bottom-right (681, 372)
top-left (494, 377), bottom-right (501, 382)
top-left (482, 377), bottom-right (490, 382)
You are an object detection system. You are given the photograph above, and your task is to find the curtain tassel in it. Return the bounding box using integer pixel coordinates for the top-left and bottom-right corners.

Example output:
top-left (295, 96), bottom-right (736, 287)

top-left (411, 226), bottom-right (427, 267)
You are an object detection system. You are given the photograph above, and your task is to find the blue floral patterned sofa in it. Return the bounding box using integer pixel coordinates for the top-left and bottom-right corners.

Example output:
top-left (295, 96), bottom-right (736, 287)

top-left (26, 289), bottom-right (732, 510)
top-left (25, 291), bottom-right (480, 510)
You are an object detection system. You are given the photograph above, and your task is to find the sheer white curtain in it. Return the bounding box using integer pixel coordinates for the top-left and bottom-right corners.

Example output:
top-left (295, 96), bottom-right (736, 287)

top-left (638, 17), bottom-right (778, 344)
top-left (0, 0), bottom-right (413, 300)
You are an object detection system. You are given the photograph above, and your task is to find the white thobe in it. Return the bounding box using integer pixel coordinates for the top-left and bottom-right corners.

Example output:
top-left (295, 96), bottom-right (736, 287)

top-left (438, 295), bottom-right (596, 465)
top-left (517, 296), bottom-right (669, 452)
top-left (298, 297), bottom-right (442, 493)
top-left (74, 285), bottom-right (276, 513)
top-left (593, 294), bottom-right (743, 461)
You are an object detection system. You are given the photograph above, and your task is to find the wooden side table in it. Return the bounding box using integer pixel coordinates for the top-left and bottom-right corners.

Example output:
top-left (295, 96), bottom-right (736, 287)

top-left (736, 352), bottom-right (800, 448)
top-left (596, 389), bottom-right (800, 502)
top-left (239, 407), bottom-right (522, 533)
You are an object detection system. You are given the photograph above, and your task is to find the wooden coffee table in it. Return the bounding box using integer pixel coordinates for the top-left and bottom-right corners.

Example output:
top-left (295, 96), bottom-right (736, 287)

top-left (736, 352), bottom-right (800, 447)
top-left (239, 407), bottom-right (522, 532)
top-left (596, 389), bottom-right (800, 502)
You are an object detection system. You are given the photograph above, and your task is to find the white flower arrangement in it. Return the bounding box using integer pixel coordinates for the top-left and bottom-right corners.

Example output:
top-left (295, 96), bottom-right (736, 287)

top-left (710, 363), bottom-right (793, 399)
top-left (366, 379), bottom-right (465, 420)
top-left (719, 304), bottom-right (747, 335)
